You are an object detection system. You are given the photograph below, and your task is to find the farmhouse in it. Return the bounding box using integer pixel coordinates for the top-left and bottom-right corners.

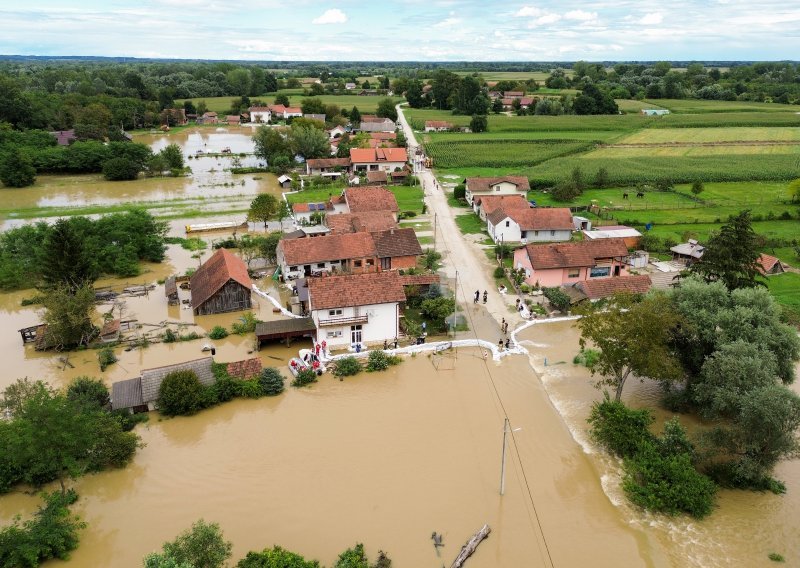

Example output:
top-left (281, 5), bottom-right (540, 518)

top-left (343, 186), bottom-right (400, 219)
top-left (277, 232), bottom-right (377, 280)
top-left (372, 228), bottom-right (423, 270)
top-left (582, 225), bottom-right (643, 249)
top-left (425, 120), bottom-right (454, 132)
top-left (306, 157), bottom-right (351, 176)
top-left (357, 117), bottom-right (396, 133)
top-left (248, 106), bottom-right (272, 123)
top-left (670, 240), bottom-right (705, 263)
top-left (514, 238), bottom-right (630, 287)
top-left (226, 115), bottom-right (241, 126)
top-left (307, 271), bottom-right (406, 350)
top-left (200, 111), bottom-right (218, 124)
top-left (292, 202), bottom-right (330, 224)
top-left (328, 125), bottom-right (347, 139)
top-left (487, 207), bottom-right (573, 244)
top-left (350, 147), bottom-right (408, 173)
top-left (366, 170), bottom-right (388, 185)
top-left (190, 248), bottom-right (253, 315)
top-left (473, 194), bottom-right (530, 220)
top-left (465, 176), bottom-right (530, 205)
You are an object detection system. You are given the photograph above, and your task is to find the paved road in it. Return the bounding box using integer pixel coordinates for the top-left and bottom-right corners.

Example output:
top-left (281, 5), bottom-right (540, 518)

top-left (396, 104), bottom-right (525, 333)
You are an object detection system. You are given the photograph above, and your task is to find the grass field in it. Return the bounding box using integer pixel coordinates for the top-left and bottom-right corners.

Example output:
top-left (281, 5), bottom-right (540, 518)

top-left (177, 93), bottom-right (402, 114)
top-left (425, 130), bottom-right (626, 142)
top-left (646, 99), bottom-right (800, 113)
top-left (615, 127), bottom-right (800, 144)
top-left (588, 144), bottom-right (800, 158)
top-left (767, 272), bottom-right (800, 322)
top-left (426, 139), bottom-right (594, 169)
top-left (455, 214), bottom-right (487, 235)
top-left (286, 184), bottom-right (424, 213)
top-left (615, 99), bottom-right (668, 113)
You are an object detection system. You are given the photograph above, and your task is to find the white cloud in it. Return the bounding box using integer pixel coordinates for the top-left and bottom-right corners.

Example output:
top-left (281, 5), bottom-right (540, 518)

top-left (515, 6), bottom-right (543, 17)
top-left (564, 10), bottom-right (597, 21)
top-left (434, 12), bottom-right (461, 28)
top-left (535, 13), bottom-right (561, 25)
top-left (639, 12), bottom-right (663, 25)
top-left (312, 8), bottom-right (347, 25)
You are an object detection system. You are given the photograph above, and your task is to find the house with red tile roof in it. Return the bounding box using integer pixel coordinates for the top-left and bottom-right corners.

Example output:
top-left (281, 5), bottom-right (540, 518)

top-left (226, 115), bottom-right (241, 126)
top-left (513, 238), bottom-right (630, 287)
top-left (350, 147), bottom-right (408, 173)
top-left (307, 271), bottom-right (406, 350)
top-left (343, 187), bottom-right (400, 219)
top-left (465, 176), bottom-right (530, 205)
top-left (568, 274), bottom-right (653, 302)
top-left (473, 194), bottom-right (530, 220)
top-left (190, 248), bottom-right (252, 315)
top-left (424, 120), bottom-right (454, 132)
top-left (757, 253), bottom-right (785, 275)
top-left (248, 106), bottom-right (272, 123)
top-left (487, 207), bottom-right (574, 244)
top-left (306, 157), bottom-right (351, 176)
top-left (326, 211), bottom-right (398, 235)
top-left (357, 117), bottom-right (396, 133)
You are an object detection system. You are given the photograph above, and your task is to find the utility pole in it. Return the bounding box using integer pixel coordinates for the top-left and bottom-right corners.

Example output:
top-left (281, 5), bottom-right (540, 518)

top-left (500, 418), bottom-right (522, 496)
top-left (451, 269), bottom-right (458, 338)
top-left (433, 212), bottom-right (437, 252)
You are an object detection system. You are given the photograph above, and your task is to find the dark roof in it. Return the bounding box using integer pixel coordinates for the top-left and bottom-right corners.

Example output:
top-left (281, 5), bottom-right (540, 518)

top-left (308, 272), bottom-right (406, 311)
top-left (307, 157), bottom-right (351, 169)
top-left (366, 170), bottom-right (388, 183)
top-left (255, 317), bottom-right (316, 338)
top-left (344, 187), bottom-right (399, 213)
top-left (111, 377), bottom-right (144, 410)
top-left (100, 319), bottom-right (121, 337)
top-left (575, 275), bottom-right (652, 300)
top-left (371, 228), bottom-right (423, 258)
top-left (279, 232), bottom-right (375, 265)
top-left (140, 357), bottom-right (215, 404)
top-left (190, 248), bottom-right (252, 309)
top-left (165, 276), bottom-right (178, 297)
top-left (524, 239), bottom-right (629, 270)
top-left (466, 176), bottom-right (530, 192)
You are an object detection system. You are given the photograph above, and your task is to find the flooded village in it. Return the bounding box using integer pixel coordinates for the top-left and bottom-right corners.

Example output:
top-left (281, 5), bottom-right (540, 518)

top-left (2, 79), bottom-right (800, 568)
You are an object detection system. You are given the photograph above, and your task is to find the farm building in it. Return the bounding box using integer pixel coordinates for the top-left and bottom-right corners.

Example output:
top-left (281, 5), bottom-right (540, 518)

top-left (640, 109), bottom-right (670, 116)
top-left (277, 174), bottom-right (292, 188)
top-left (425, 121), bottom-right (454, 132)
top-left (582, 226), bottom-right (643, 249)
top-left (758, 253), bottom-right (785, 275)
top-left (465, 176), bottom-right (531, 206)
top-left (487, 207), bottom-right (574, 244)
top-left (514, 238), bottom-right (630, 287)
top-left (165, 276), bottom-right (179, 305)
top-left (565, 274), bottom-right (653, 303)
top-left (255, 317), bottom-right (316, 347)
top-left (190, 248), bottom-right (253, 316)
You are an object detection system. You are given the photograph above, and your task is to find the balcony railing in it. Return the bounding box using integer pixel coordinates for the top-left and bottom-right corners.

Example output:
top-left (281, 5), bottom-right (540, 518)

top-left (318, 314), bottom-right (369, 327)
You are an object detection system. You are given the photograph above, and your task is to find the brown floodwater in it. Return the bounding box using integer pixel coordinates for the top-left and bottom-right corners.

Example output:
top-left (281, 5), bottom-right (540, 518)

top-left (0, 129), bottom-right (280, 215)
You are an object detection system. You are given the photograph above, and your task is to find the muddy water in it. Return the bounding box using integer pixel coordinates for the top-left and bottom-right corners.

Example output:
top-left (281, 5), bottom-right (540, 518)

top-left (518, 320), bottom-right (800, 568)
top-left (0, 351), bottom-right (652, 568)
top-left (0, 129), bottom-right (280, 214)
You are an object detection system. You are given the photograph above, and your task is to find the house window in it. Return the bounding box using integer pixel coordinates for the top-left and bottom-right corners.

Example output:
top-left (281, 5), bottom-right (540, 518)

top-left (590, 266), bottom-right (611, 278)
top-left (381, 257), bottom-right (391, 270)
top-left (567, 269), bottom-right (580, 278)
top-left (366, 259), bottom-right (374, 266)
top-left (290, 266), bottom-right (297, 272)
top-left (505, 220), bottom-right (510, 227)
top-left (327, 330), bottom-right (342, 338)
top-left (534, 231), bottom-right (539, 237)
top-left (354, 260), bottom-right (363, 267)
top-left (550, 230), bottom-right (556, 237)
top-left (328, 309), bottom-right (343, 316)
top-left (316, 263), bottom-right (325, 268)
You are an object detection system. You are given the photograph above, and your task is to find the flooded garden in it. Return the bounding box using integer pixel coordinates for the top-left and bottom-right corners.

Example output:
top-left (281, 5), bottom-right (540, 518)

top-left (0, 129), bottom-right (798, 567)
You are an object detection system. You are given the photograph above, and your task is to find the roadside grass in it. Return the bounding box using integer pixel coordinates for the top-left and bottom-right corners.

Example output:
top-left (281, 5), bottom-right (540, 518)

top-left (766, 272), bottom-right (800, 324)
top-left (455, 214), bottom-right (487, 235)
top-left (417, 235), bottom-right (434, 245)
top-left (176, 93), bottom-right (402, 115)
top-left (399, 221), bottom-right (432, 231)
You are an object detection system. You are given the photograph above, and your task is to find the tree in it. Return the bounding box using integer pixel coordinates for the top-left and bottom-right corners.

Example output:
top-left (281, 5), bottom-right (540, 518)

top-left (160, 144), bottom-right (184, 169)
top-left (690, 180), bottom-right (705, 196)
top-left (66, 376), bottom-right (110, 410)
top-left (0, 147), bottom-right (36, 187)
top-left (787, 178), bottom-right (800, 202)
top-left (577, 293), bottom-right (684, 401)
top-left (40, 283), bottom-right (97, 349)
top-left (259, 231), bottom-right (282, 264)
top-left (253, 126), bottom-right (292, 165)
top-left (405, 80), bottom-right (425, 108)
top-left (542, 287), bottom-right (571, 312)
top-left (361, 80), bottom-right (371, 89)
top-left (157, 370), bottom-right (207, 416)
top-left (593, 167), bottom-right (610, 189)
top-left (376, 98), bottom-right (398, 122)
top-left (274, 94), bottom-right (290, 106)
top-left (237, 546), bottom-right (320, 568)
top-left (40, 217), bottom-right (97, 290)
top-left (491, 98), bottom-right (504, 114)
top-left (334, 543), bottom-right (369, 568)
top-left (290, 125), bottom-right (330, 159)
top-left (227, 69), bottom-right (252, 96)
top-left (469, 114), bottom-right (488, 133)
top-left (688, 210), bottom-right (764, 290)
top-left (420, 296), bottom-right (455, 331)
top-left (248, 194), bottom-right (279, 229)
top-left (103, 157), bottom-right (140, 181)
top-left (259, 368), bottom-right (285, 396)
top-left (151, 519), bottom-right (232, 568)
top-left (349, 106), bottom-right (361, 125)
top-left (300, 97), bottom-right (326, 115)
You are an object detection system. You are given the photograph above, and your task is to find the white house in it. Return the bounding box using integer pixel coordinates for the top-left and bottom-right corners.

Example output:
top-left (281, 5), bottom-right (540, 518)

top-left (307, 271), bottom-right (406, 350)
top-left (486, 207), bottom-right (573, 244)
top-left (328, 125), bottom-right (347, 139)
top-left (424, 120), bottom-right (454, 132)
top-left (345, 83), bottom-right (357, 90)
top-left (465, 176), bottom-right (531, 206)
top-left (248, 106), bottom-right (271, 123)
top-left (350, 147), bottom-right (408, 173)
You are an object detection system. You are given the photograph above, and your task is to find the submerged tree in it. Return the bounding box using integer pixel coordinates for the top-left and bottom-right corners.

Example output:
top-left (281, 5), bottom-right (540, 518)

top-left (40, 282), bottom-right (97, 349)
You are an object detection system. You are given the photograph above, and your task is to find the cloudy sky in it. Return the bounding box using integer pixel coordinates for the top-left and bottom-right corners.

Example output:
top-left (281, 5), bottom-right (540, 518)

top-left (2, 0), bottom-right (798, 61)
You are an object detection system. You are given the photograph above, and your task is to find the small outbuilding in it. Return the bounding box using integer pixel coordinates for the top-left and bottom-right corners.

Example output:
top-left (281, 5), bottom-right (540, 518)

top-left (165, 276), bottom-right (179, 305)
top-left (190, 248), bottom-right (253, 316)
top-left (255, 317), bottom-right (316, 347)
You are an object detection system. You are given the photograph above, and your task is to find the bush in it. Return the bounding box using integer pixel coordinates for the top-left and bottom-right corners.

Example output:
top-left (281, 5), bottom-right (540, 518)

top-left (102, 157), bottom-right (140, 181)
top-left (208, 326), bottom-right (229, 340)
top-left (493, 266), bottom-right (505, 279)
top-left (453, 184), bottom-right (466, 200)
top-left (333, 356), bottom-right (362, 378)
top-left (66, 376), bottom-right (109, 410)
top-left (231, 312), bottom-right (258, 335)
top-left (157, 370), bottom-right (207, 416)
top-left (236, 379), bottom-right (263, 399)
top-left (366, 350), bottom-right (401, 372)
top-left (110, 409), bottom-right (148, 432)
top-left (543, 287), bottom-right (571, 312)
top-left (211, 375), bottom-right (238, 403)
top-left (163, 328), bottom-right (177, 343)
top-left (98, 347), bottom-right (118, 371)
top-left (259, 368), bottom-right (285, 396)
top-left (587, 397), bottom-right (655, 459)
top-left (292, 369), bottom-right (317, 388)
top-left (573, 348), bottom-right (600, 368)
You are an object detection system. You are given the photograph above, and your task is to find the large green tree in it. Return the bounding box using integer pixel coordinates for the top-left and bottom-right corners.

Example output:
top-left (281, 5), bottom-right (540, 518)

top-left (688, 210), bottom-right (763, 290)
top-left (146, 520), bottom-right (232, 568)
top-left (577, 293), bottom-right (683, 401)
top-left (375, 97), bottom-right (398, 122)
top-left (40, 218), bottom-right (97, 290)
top-left (253, 126), bottom-right (292, 165)
top-left (40, 283), bottom-right (97, 349)
top-left (290, 125), bottom-right (329, 159)
top-left (0, 147), bottom-right (37, 187)
top-left (248, 194), bottom-right (279, 228)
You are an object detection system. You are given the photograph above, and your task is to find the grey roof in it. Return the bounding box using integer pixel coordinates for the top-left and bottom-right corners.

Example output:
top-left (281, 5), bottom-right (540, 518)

top-left (140, 356), bottom-right (215, 404)
top-left (111, 377), bottom-right (144, 410)
top-left (165, 276), bottom-right (177, 297)
top-left (358, 120), bottom-right (395, 132)
top-left (255, 317), bottom-right (316, 338)
top-left (670, 242), bottom-right (705, 259)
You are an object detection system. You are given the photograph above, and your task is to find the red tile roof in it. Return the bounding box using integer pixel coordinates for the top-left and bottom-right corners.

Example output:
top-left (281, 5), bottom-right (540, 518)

top-left (326, 212), bottom-right (398, 234)
top-left (489, 207), bottom-right (573, 232)
top-left (425, 120), bottom-right (454, 128)
top-left (308, 271), bottom-right (406, 311)
top-left (344, 187), bottom-right (399, 213)
top-left (370, 132), bottom-right (397, 140)
top-left (269, 104), bottom-right (286, 113)
top-left (190, 248), bottom-right (252, 308)
top-left (100, 319), bottom-right (121, 337)
top-left (226, 115), bottom-right (240, 124)
top-left (398, 274), bottom-right (440, 287)
top-left (307, 157), bottom-right (351, 169)
top-left (366, 170), bottom-right (388, 183)
top-left (371, 228), bottom-right (423, 258)
top-left (524, 238), bottom-right (629, 270)
top-left (292, 202), bottom-right (329, 213)
top-left (466, 176), bottom-right (530, 192)
top-left (248, 106), bottom-right (271, 112)
top-left (226, 358), bottom-right (263, 380)
top-left (350, 147), bottom-right (408, 164)
top-left (475, 195), bottom-right (530, 216)
top-left (361, 115), bottom-right (393, 123)
top-left (758, 253), bottom-right (782, 274)
top-left (279, 232), bottom-right (376, 265)
top-left (576, 275), bottom-right (652, 300)
top-left (504, 91), bottom-right (524, 97)
top-left (285, 107), bottom-right (302, 114)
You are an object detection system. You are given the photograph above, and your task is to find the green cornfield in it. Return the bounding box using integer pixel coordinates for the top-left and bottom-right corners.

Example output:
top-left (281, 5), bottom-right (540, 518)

top-left (425, 139), bottom-right (594, 168)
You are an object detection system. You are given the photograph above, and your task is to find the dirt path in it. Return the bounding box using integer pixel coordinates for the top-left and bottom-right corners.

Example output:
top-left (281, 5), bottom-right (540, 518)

top-left (396, 105), bottom-right (525, 334)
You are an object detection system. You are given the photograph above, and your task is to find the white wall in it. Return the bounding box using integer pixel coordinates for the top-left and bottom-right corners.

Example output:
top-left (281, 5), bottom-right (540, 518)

top-left (523, 229), bottom-right (572, 243)
top-left (466, 184), bottom-right (526, 205)
top-left (312, 302), bottom-right (398, 349)
top-left (352, 160), bottom-right (406, 173)
top-left (250, 110), bottom-right (271, 123)
top-left (488, 218), bottom-right (571, 244)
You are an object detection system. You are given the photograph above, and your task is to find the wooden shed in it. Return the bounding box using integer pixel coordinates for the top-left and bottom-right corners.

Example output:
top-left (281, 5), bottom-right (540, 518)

top-left (255, 317), bottom-right (316, 347)
top-left (190, 248), bottom-right (253, 316)
top-left (165, 276), bottom-right (179, 305)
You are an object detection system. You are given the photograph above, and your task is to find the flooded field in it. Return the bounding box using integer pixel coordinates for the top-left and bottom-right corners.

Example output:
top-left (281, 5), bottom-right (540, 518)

top-left (0, 128), bottom-right (281, 223)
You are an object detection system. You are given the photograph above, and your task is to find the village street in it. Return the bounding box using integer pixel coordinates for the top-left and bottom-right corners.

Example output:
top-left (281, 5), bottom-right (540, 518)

top-left (396, 104), bottom-right (524, 335)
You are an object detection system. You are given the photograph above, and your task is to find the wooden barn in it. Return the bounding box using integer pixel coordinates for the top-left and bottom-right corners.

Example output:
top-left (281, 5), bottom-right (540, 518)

top-left (165, 276), bottom-right (179, 305)
top-left (190, 248), bottom-right (253, 316)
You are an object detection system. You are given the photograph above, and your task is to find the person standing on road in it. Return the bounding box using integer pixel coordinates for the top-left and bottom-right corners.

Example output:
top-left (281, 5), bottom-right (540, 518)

top-left (482, 290), bottom-right (488, 304)
top-left (474, 290), bottom-right (480, 303)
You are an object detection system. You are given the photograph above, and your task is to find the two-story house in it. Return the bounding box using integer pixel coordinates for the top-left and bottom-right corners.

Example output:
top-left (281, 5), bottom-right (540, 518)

top-left (465, 176), bottom-right (530, 206)
top-left (514, 238), bottom-right (630, 287)
top-left (487, 207), bottom-right (574, 244)
top-left (350, 148), bottom-right (408, 173)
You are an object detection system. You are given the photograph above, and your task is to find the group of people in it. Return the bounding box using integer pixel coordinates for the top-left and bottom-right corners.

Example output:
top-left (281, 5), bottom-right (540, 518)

top-left (498, 317), bottom-right (512, 351)
top-left (474, 290), bottom-right (488, 304)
